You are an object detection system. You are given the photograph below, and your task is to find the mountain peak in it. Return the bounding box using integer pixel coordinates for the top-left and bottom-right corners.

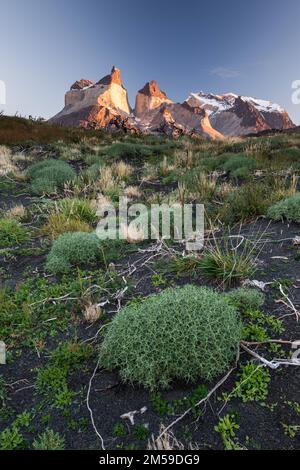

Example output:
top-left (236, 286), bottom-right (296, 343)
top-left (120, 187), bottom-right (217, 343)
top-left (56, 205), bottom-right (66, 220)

top-left (135, 80), bottom-right (173, 117)
top-left (70, 79), bottom-right (95, 91)
top-left (97, 65), bottom-right (123, 86)
top-left (138, 80), bottom-right (169, 99)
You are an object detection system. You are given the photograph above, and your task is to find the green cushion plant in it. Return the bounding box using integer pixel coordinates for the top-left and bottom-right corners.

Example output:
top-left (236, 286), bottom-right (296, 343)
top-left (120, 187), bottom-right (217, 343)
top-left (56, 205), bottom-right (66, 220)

top-left (45, 232), bottom-right (102, 274)
top-left (100, 285), bottom-right (242, 390)
top-left (26, 159), bottom-right (75, 195)
top-left (267, 193), bottom-right (300, 223)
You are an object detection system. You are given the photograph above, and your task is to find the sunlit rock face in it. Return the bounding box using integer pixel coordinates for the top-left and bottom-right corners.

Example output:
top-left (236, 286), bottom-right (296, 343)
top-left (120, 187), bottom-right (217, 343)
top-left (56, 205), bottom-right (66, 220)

top-left (50, 67), bottom-right (294, 138)
top-left (135, 80), bottom-right (173, 117)
top-left (50, 66), bottom-right (131, 129)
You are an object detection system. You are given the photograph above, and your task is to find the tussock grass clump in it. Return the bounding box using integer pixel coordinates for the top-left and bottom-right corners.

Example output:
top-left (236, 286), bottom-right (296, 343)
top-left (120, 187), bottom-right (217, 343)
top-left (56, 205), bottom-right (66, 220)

top-left (124, 186), bottom-right (141, 199)
top-left (199, 237), bottom-right (257, 287)
top-left (0, 218), bottom-right (30, 247)
top-left (219, 183), bottom-right (270, 224)
top-left (112, 161), bottom-right (133, 181)
top-left (97, 167), bottom-right (118, 194)
top-left (57, 198), bottom-right (97, 225)
top-left (41, 213), bottom-right (92, 239)
top-left (267, 193), bottom-right (300, 223)
top-left (45, 232), bottom-right (102, 274)
top-left (100, 285), bottom-right (242, 390)
top-left (26, 159), bottom-right (76, 195)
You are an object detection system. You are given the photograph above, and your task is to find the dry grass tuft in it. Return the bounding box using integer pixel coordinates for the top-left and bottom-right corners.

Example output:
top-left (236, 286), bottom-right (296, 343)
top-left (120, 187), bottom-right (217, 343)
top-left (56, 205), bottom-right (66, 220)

top-left (83, 303), bottom-right (102, 324)
top-left (6, 204), bottom-right (27, 221)
top-left (124, 186), bottom-right (141, 199)
top-left (0, 146), bottom-right (19, 176)
top-left (97, 167), bottom-right (117, 194)
top-left (112, 161), bottom-right (133, 181)
top-left (148, 426), bottom-right (199, 450)
top-left (41, 213), bottom-right (92, 239)
top-left (121, 223), bottom-right (145, 244)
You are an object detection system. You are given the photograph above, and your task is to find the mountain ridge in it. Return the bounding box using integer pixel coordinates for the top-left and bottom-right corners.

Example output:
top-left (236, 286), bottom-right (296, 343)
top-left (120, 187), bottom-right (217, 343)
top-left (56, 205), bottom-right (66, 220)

top-left (49, 66), bottom-right (295, 138)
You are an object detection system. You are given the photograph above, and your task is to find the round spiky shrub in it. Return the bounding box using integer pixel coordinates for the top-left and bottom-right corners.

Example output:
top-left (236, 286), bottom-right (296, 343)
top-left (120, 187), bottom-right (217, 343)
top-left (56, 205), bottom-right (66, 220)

top-left (267, 193), bottom-right (300, 223)
top-left (45, 232), bottom-right (101, 274)
top-left (100, 285), bottom-right (242, 390)
top-left (26, 159), bottom-right (75, 195)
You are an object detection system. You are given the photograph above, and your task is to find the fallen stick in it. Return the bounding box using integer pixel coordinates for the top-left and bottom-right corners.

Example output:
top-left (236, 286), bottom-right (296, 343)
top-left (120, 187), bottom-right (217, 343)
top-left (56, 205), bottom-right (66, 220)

top-left (278, 284), bottom-right (300, 322)
top-left (86, 357), bottom-right (105, 451)
top-left (241, 343), bottom-right (300, 368)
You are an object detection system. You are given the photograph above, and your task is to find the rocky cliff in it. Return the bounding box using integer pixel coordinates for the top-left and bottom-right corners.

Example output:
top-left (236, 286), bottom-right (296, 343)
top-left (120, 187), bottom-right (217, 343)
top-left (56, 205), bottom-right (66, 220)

top-left (50, 67), bottom-right (295, 138)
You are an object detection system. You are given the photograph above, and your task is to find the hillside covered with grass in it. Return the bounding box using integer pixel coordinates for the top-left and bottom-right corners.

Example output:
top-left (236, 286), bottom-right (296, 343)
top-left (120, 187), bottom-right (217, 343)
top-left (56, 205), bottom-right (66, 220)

top-left (0, 116), bottom-right (300, 450)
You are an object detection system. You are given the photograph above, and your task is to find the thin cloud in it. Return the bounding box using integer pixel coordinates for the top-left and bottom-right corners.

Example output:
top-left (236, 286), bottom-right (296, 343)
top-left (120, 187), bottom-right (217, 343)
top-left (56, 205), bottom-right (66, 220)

top-left (210, 67), bottom-right (240, 78)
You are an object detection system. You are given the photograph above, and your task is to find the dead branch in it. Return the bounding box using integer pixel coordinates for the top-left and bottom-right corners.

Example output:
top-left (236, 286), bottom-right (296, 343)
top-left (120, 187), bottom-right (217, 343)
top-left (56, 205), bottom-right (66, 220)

top-left (86, 357), bottom-right (105, 451)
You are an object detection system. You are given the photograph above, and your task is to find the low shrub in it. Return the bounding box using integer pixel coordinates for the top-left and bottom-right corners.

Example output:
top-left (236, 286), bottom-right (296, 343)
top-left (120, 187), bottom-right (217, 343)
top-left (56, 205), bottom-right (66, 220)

top-left (100, 285), bottom-right (242, 390)
top-left (0, 218), bottom-right (30, 247)
top-left (45, 232), bottom-right (102, 274)
top-left (267, 193), bottom-right (300, 223)
top-left (222, 153), bottom-right (256, 178)
top-left (82, 162), bottom-right (103, 180)
top-left (107, 143), bottom-right (153, 160)
top-left (220, 183), bottom-right (271, 224)
top-left (26, 159), bottom-right (75, 195)
top-left (225, 288), bottom-right (265, 312)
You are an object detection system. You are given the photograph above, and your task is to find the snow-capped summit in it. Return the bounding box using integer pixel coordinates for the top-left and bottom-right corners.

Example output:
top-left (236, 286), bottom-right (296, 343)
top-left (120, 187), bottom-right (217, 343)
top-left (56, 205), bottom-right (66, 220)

top-left (185, 91), bottom-right (294, 136)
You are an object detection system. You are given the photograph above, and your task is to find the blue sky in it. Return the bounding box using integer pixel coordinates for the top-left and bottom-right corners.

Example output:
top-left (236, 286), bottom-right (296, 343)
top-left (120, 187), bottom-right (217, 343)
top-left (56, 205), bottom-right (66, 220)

top-left (1, 0), bottom-right (300, 123)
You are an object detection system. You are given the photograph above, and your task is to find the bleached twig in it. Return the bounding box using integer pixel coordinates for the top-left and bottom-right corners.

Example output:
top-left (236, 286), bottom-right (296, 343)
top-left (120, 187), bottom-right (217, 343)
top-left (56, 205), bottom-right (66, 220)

top-left (86, 357), bottom-right (105, 451)
top-left (278, 284), bottom-right (300, 322)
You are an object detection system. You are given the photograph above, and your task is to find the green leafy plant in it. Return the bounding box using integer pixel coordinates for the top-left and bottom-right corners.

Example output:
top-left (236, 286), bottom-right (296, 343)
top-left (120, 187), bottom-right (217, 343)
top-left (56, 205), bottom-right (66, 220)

top-left (100, 285), bottom-right (242, 390)
top-left (32, 429), bottom-right (65, 450)
top-left (282, 424), bottom-right (300, 438)
top-left (113, 423), bottom-right (127, 438)
top-left (214, 414), bottom-right (243, 450)
top-left (0, 426), bottom-right (26, 450)
top-left (242, 323), bottom-right (269, 342)
top-left (234, 362), bottom-right (271, 402)
top-left (133, 425), bottom-right (149, 440)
